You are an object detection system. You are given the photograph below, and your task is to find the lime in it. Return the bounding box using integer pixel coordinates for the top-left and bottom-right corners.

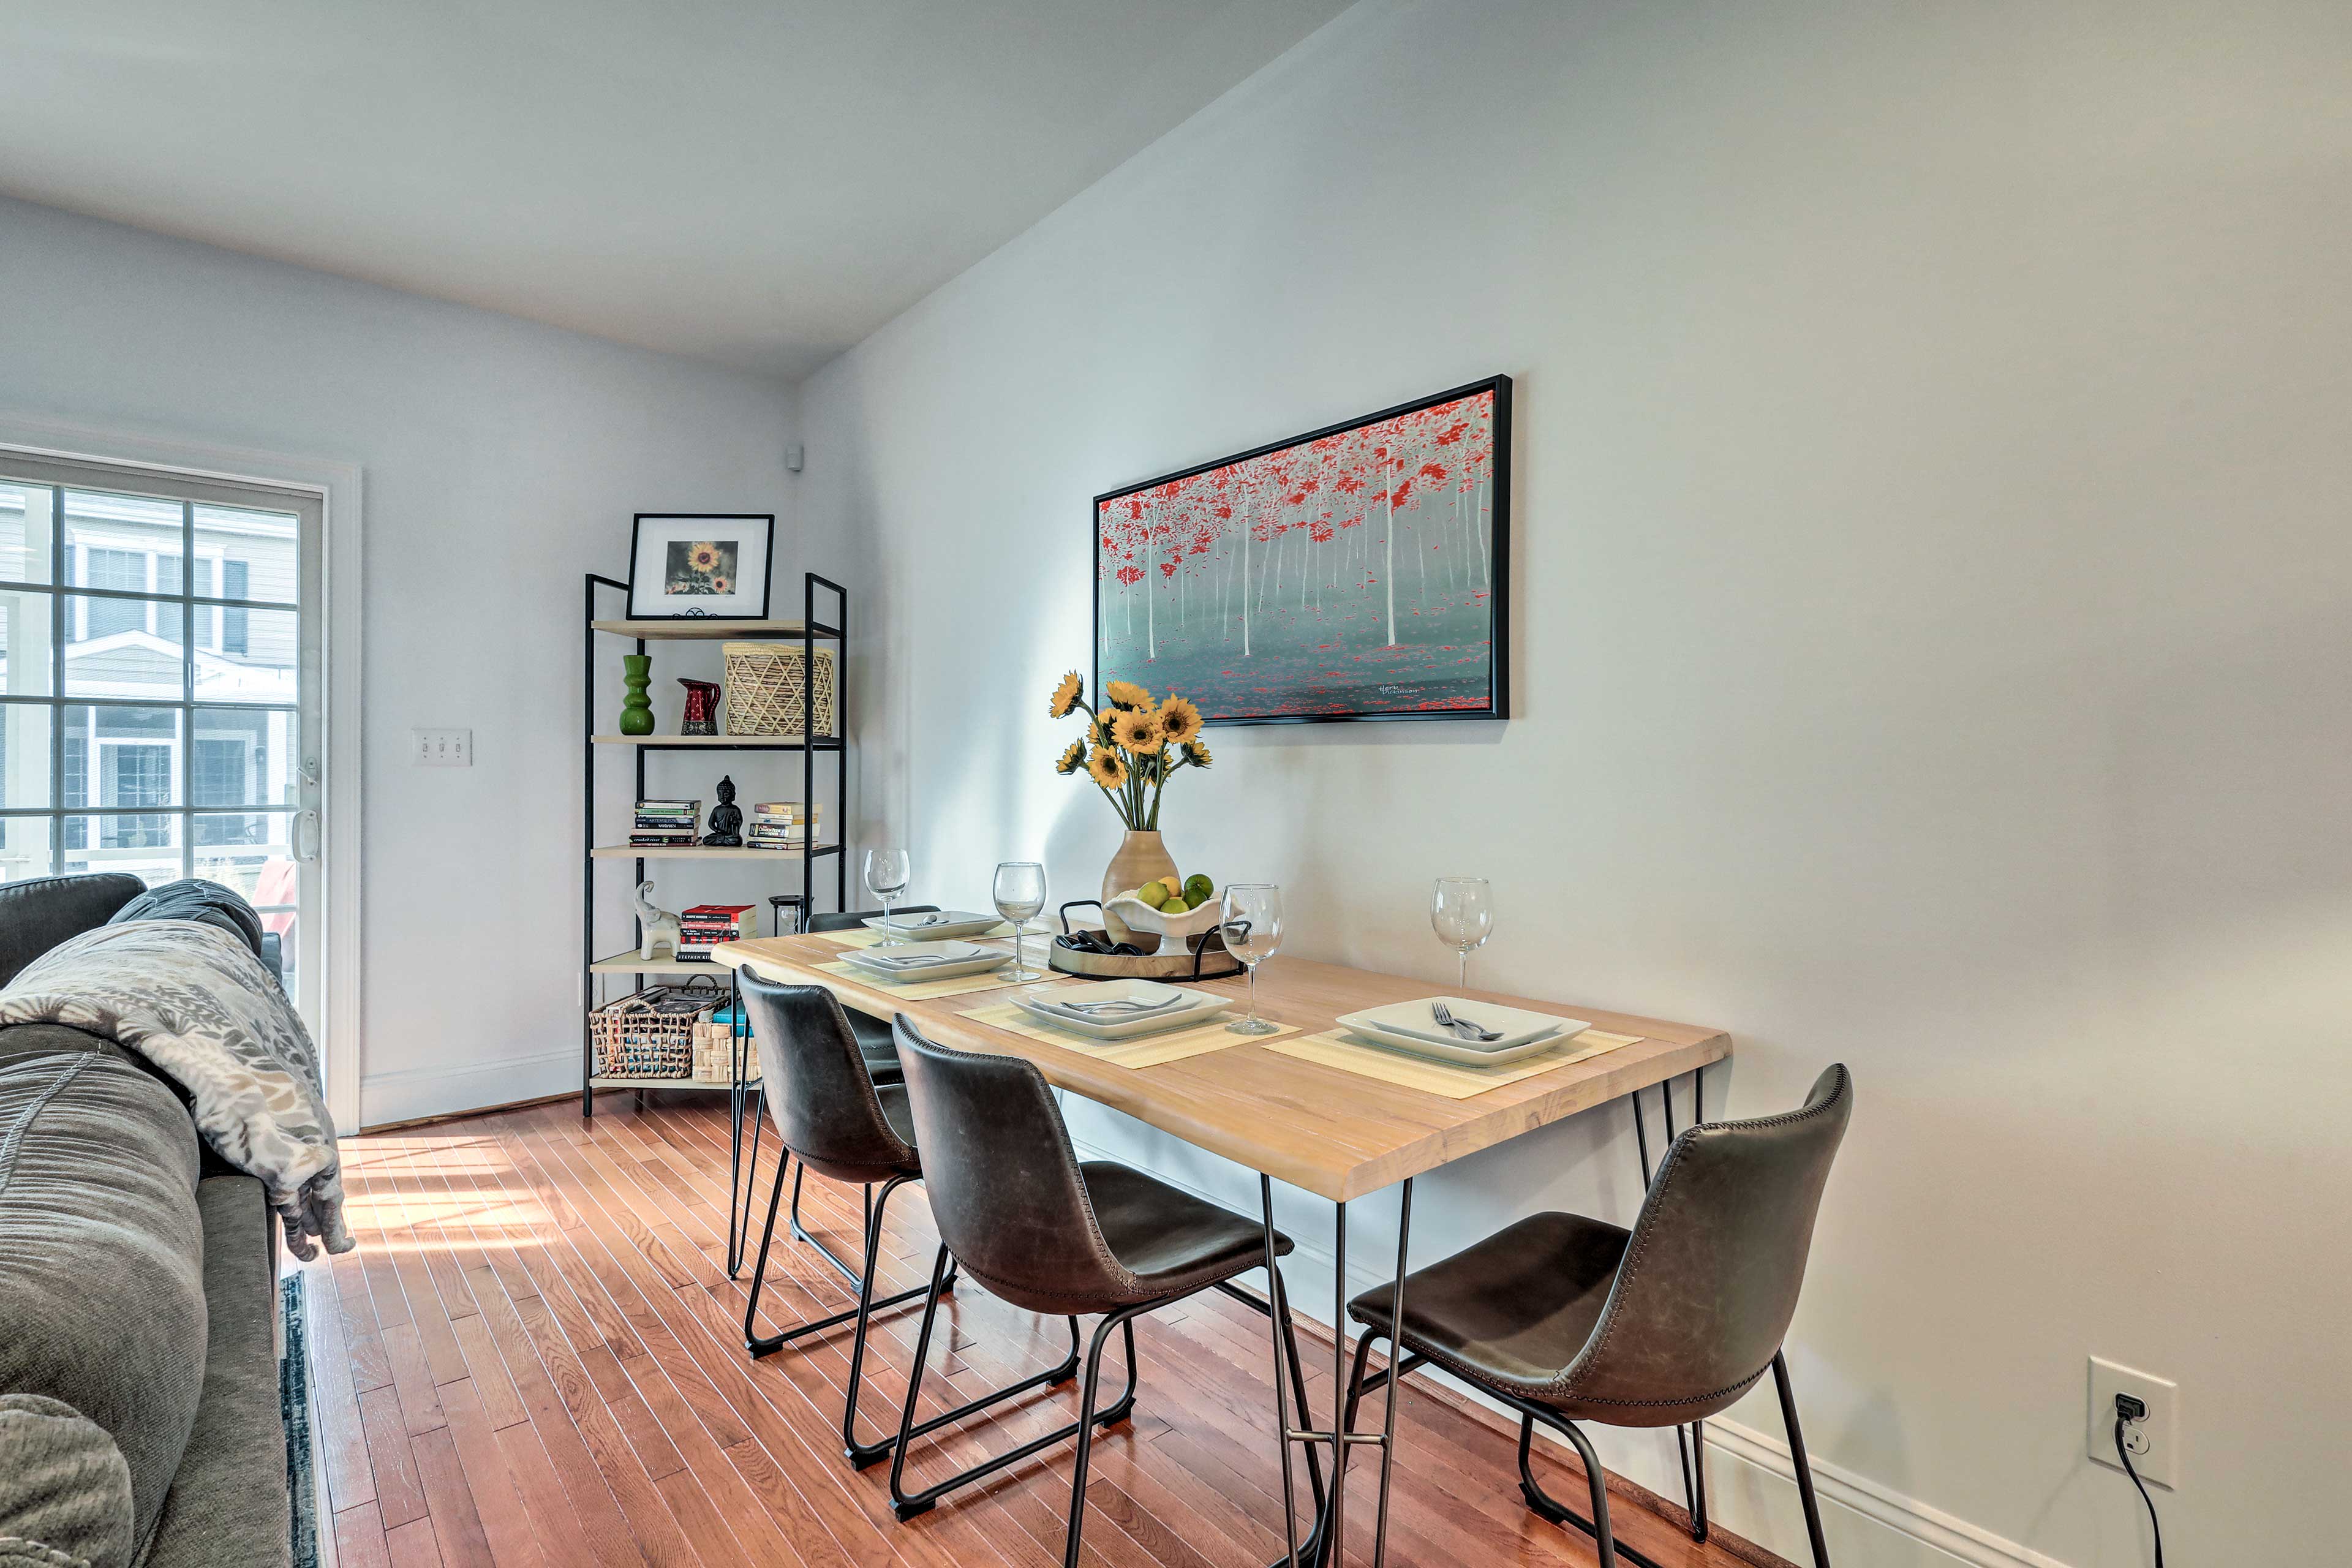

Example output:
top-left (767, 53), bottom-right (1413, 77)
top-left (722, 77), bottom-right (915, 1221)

top-left (1183, 873), bottom-right (1213, 902)
top-left (1183, 888), bottom-right (1209, 909)
top-left (1159, 897), bottom-right (1189, 914)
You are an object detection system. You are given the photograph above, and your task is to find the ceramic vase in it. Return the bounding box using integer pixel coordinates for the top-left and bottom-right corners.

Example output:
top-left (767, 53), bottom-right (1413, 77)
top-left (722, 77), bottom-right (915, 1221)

top-left (618, 655), bottom-right (655, 736)
top-left (1101, 829), bottom-right (1179, 949)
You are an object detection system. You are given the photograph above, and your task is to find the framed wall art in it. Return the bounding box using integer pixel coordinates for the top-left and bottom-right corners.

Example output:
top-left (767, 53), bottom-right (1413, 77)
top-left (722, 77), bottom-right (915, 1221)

top-left (1093, 375), bottom-right (1509, 725)
top-left (627, 513), bottom-right (775, 619)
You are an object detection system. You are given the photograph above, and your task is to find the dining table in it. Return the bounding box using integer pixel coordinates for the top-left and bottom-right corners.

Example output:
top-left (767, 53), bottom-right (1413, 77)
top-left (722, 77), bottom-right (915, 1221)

top-left (709, 924), bottom-right (1731, 1568)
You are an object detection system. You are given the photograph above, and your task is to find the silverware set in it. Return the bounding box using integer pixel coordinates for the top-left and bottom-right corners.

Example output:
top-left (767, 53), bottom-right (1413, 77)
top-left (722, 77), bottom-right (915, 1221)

top-left (1431, 1001), bottom-right (1502, 1041)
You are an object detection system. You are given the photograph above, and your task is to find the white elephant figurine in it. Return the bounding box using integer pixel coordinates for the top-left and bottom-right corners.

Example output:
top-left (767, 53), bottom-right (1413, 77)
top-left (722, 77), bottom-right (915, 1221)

top-left (633, 881), bottom-right (684, 960)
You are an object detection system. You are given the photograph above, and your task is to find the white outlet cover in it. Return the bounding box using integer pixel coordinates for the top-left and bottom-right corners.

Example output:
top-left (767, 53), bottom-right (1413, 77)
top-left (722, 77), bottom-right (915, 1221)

top-left (2088, 1356), bottom-right (2177, 1488)
top-left (413, 728), bottom-right (473, 766)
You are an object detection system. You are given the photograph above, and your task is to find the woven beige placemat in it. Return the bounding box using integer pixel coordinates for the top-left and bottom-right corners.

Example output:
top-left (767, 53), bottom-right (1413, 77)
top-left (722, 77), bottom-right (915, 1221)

top-left (810, 922), bottom-right (1016, 950)
top-left (1264, 1027), bottom-right (1645, 1099)
top-left (957, 1001), bottom-right (1291, 1069)
top-left (813, 959), bottom-right (1043, 1001)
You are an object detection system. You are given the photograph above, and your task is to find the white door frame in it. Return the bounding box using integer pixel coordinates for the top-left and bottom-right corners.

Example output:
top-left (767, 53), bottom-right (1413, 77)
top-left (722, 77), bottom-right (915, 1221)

top-left (0, 409), bottom-right (364, 1133)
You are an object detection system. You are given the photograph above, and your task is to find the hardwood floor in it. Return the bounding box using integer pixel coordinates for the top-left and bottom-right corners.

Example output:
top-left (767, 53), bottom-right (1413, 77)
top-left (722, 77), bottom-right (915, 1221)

top-left (303, 1093), bottom-right (1769, 1568)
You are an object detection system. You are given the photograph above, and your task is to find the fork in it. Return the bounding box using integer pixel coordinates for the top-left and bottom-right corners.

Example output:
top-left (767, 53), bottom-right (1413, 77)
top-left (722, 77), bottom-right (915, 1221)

top-left (1431, 1001), bottom-right (1502, 1042)
top-left (1052, 995), bottom-right (1184, 1016)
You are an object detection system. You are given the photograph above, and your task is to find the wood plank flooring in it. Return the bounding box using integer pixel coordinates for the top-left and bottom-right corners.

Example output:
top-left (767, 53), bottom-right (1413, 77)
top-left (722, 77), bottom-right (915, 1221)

top-left (301, 1093), bottom-right (1770, 1568)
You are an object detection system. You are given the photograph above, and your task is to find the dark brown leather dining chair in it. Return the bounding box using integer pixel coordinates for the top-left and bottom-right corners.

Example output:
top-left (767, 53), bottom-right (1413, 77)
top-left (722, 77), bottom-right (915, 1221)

top-left (886, 1016), bottom-right (1325, 1568)
top-left (738, 971), bottom-right (1074, 1468)
top-left (803, 904), bottom-right (941, 1084)
top-left (1341, 1063), bottom-right (1853, 1568)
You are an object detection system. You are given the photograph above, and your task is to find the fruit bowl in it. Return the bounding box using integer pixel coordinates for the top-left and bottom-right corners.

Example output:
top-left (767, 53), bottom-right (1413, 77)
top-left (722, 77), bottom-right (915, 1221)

top-left (1104, 891), bottom-right (1226, 946)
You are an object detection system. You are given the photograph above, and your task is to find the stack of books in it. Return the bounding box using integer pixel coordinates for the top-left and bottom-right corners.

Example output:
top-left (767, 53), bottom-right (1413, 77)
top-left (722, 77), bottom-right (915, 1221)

top-left (677, 903), bottom-right (756, 961)
top-left (631, 798), bottom-right (701, 848)
top-left (747, 801), bottom-right (825, 851)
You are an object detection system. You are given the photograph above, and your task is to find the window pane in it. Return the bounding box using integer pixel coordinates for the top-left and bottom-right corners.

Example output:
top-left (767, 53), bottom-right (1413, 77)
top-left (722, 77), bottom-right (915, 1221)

top-left (64, 490), bottom-right (181, 591)
top-left (64, 596), bottom-right (184, 699)
top-left (60, 706), bottom-right (182, 813)
top-left (194, 812), bottom-right (294, 901)
top-left (191, 707), bottom-right (296, 806)
top-left (1, 587), bottom-right (56, 697)
top-left (62, 813), bottom-right (181, 886)
top-left (194, 605), bottom-right (293, 703)
top-left (0, 703), bottom-right (52, 808)
top-left (194, 504), bottom-right (298, 606)
top-left (0, 816), bottom-right (50, 883)
top-left (0, 482), bottom-right (56, 585)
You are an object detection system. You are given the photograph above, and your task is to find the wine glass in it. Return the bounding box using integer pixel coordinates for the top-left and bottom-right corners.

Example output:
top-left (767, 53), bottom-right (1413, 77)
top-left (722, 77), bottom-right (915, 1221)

top-left (1431, 876), bottom-right (1494, 991)
top-left (864, 848), bottom-right (911, 943)
top-left (1219, 884), bottom-right (1284, 1035)
top-left (992, 861), bottom-right (1048, 982)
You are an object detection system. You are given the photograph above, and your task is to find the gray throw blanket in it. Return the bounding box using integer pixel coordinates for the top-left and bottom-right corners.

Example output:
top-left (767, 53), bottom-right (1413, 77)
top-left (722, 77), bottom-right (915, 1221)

top-left (0, 920), bottom-right (353, 1258)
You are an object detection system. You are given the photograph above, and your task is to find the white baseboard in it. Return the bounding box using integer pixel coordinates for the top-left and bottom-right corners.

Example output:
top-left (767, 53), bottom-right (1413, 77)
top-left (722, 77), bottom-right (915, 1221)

top-left (1065, 1130), bottom-right (2070, 1568)
top-left (358, 1047), bottom-right (578, 1128)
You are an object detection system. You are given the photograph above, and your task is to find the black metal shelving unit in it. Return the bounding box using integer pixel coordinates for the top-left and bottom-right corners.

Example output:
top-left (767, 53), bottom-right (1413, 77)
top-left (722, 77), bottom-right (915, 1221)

top-left (581, 572), bottom-right (848, 1264)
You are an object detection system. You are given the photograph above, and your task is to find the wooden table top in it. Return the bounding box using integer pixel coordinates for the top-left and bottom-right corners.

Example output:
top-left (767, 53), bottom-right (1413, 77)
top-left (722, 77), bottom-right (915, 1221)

top-left (711, 934), bottom-right (1730, 1202)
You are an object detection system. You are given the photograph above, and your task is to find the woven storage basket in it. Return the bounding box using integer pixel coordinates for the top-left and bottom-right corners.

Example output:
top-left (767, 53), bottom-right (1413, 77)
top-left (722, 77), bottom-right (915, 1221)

top-left (590, 978), bottom-right (724, 1079)
top-left (724, 641), bottom-right (837, 737)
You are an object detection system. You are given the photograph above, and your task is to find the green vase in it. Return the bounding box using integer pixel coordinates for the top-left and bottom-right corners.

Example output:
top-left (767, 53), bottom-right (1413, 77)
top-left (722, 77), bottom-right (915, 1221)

top-left (618, 654), bottom-right (655, 735)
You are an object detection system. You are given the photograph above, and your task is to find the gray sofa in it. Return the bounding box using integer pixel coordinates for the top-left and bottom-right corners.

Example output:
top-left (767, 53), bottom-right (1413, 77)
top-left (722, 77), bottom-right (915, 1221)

top-left (0, 873), bottom-right (291, 1568)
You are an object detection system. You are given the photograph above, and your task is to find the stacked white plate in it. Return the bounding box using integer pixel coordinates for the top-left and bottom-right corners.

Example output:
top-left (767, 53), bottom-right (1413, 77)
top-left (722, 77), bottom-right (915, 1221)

top-left (841, 939), bottom-right (1008, 982)
top-left (1333, 997), bottom-right (1589, 1066)
top-left (1013, 979), bottom-right (1232, 1041)
top-left (860, 910), bottom-right (1003, 939)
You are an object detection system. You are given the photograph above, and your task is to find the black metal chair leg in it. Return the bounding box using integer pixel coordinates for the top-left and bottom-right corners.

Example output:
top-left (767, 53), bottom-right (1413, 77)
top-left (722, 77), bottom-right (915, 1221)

top-left (744, 1163), bottom-right (940, 1362)
top-left (1061, 1310), bottom-right (1141, 1568)
top-left (791, 1160), bottom-right (957, 1297)
top-left (1773, 1353), bottom-right (1832, 1568)
top-left (1514, 1409), bottom-right (1619, 1568)
top-left (841, 1175), bottom-right (915, 1468)
top-left (888, 1251), bottom-right (1119, 1521)
top-left (739, 1148), bottom-right (791, 1349)
top-left (1692, 1419), bottom-right (1709, 1541)
top-left (1268, 1267), bottom-right (1327, 1513)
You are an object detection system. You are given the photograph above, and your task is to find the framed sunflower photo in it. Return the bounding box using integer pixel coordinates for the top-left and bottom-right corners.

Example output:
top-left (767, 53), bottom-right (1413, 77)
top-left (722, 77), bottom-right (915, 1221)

top-left (627, 513), bottom-right (775, 619)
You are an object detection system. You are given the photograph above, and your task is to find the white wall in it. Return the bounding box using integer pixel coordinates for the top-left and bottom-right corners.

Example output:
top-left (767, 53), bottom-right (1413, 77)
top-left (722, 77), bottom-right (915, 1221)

top-left (0, 195), bottom-right (810, 1126)
top-left (796, 2), bottom-right (2352, 1563)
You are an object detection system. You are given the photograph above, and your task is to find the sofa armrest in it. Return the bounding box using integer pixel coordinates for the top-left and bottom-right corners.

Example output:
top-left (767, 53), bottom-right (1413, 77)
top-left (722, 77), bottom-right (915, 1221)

top-left (259, 932), bottom-right (284, 987)
top-left (0, 873), bottom-right (148, 989)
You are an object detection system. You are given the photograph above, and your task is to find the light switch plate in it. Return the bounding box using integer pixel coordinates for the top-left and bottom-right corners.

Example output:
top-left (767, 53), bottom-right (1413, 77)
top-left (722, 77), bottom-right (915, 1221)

top-left (413, 728), bottom-right (473, 767)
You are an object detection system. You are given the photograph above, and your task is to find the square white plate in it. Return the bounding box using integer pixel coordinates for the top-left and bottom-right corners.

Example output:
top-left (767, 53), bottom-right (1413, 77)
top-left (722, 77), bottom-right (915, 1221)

top-left (1335, 997), bottom-right (1589, 1053)
top-left (1336, 1022), bottom-right (1567, 1067)
top-left (842, 939), bottom-right (1008, 981)
top-left (1014, 981), bottom-right (1231, 1040)
top-left (861, 910), bottom-right (1003, 939)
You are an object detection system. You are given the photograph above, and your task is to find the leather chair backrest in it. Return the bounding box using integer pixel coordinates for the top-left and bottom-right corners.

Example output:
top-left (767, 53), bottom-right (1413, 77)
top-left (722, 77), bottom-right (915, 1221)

top-left (891, 1016), bottom-right (1123, 1311)
top-left (736, 972), bottom-right (915, 1184)
top-left (805, 905), bottom-right (939, 935)
top-left (1553, 1065), bottom-right (1852, 1417)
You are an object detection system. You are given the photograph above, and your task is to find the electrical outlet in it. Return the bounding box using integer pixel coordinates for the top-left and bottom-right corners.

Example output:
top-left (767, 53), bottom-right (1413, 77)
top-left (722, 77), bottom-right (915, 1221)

top-left (2089, 1357), bottom-right (2177, 1488)
top-left (413, 728), bottom-right (472, 767)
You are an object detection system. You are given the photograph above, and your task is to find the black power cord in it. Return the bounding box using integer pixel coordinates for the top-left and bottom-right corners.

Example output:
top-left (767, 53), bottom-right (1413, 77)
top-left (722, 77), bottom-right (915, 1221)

top-left (2113, 1395), bottom-right (2164, 1567)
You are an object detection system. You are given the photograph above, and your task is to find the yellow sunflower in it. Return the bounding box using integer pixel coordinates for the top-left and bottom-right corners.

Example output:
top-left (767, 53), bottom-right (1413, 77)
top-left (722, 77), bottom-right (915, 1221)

top-left (1095, 710), bottom-right (1121, 746)
top-left (1087, 748), bottom-right (1128, 788)
top-left (1155, 693), bottom-right (1202, 747)
top-left (1048, 671), bottom-right (1083, 718)
top-left (1104, 679), bottom-right (1152, 710)
top-left (1055, 739), bottom-right (1085, 775)
top-left (1181, 739), bottom-right (1212, 769)
top-left (688, 541), bottom-right (720, 573)
top-left (1113, 708), bottom-right (1161, 755)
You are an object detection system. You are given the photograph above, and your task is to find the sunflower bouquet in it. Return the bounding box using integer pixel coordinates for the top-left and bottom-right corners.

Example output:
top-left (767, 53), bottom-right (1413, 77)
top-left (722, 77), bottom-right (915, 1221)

top-left (1048, 673), bottom-right (1210, 830)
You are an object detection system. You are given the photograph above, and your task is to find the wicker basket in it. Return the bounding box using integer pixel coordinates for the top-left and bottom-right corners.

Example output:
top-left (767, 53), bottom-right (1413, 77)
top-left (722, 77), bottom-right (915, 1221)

top-left (590, 979), bottom-right (725, 1080)
top-left (724, 641), bottom-right (837, 737)
top-left (692, 1020), bottom-right (761, 1085)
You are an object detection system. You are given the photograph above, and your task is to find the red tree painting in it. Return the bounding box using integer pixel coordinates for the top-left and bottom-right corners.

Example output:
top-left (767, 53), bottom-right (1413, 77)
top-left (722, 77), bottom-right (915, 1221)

top-left (1094, 377), bottom-right (1510, 723)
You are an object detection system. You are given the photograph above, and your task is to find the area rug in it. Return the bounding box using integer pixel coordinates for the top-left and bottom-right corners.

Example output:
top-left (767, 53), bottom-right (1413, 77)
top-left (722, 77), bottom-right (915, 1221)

top-left (281, 1275), bottom-right (322, 1568)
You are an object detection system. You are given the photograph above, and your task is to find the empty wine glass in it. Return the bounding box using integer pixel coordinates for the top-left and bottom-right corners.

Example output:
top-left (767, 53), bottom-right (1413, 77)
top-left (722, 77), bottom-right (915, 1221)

top-left (1220, 883), bottom-right (1284, 1035)
top-left (1431, 876), bottom-right (1494, 990)
top-left (864, 847), bottom-right (911, 943)
top-left (992, 861), bottom-right (1048, 982)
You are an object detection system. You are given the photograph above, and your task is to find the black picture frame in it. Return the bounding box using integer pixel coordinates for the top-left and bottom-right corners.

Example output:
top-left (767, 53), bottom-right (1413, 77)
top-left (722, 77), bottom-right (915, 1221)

top-left (626, 513), bottom-right (776, 620)
top-left (1091, 374), bottom-right (1511, 727)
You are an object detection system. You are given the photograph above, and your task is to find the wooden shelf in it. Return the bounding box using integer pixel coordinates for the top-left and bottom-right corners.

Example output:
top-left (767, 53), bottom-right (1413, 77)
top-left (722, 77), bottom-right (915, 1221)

top-left (591, 618), bottom-right (839, 641)
top-left (589, 952), bottom-right (736, 976)
top-left (592, 843), bottom-right (836, 859)
top-left (587, 1077), bottom-right (747, 1091)
top-left (590, 734), bottom-right (839, 748)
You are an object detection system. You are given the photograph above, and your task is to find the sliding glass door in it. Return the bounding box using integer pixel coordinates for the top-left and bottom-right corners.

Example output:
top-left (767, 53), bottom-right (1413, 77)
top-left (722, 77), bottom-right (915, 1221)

top-left (0, 453), bottom-right (321, 1025)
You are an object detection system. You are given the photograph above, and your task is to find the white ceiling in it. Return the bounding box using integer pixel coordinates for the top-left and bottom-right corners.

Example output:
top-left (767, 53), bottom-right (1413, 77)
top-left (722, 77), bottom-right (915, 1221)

top-left (0, 2), bottom-right (1351, 380)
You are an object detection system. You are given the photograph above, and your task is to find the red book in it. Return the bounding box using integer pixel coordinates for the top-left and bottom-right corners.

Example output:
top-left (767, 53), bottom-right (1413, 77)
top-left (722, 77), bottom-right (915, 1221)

top-left (682, 903), bottom-right (756, 919)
